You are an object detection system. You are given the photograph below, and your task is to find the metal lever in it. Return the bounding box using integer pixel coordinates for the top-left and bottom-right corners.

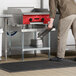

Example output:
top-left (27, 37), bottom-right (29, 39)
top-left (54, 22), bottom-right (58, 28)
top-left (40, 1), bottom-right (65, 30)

top-left (38, 26), bottom-right (55, 38)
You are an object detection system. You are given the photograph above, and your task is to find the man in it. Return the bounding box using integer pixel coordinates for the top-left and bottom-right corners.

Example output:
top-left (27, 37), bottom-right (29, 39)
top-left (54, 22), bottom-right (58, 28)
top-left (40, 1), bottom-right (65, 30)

top-left (48, 0), bottom-right (76, 61)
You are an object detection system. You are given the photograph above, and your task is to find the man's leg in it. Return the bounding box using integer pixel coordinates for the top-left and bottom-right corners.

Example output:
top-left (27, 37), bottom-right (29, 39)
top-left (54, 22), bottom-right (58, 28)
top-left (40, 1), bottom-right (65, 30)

top-left (57, 18), bottom-right (73, 58)
top-left (50, 15), bottom-right (75, 61)
top-left (71, 17), bottom-right (76, 61)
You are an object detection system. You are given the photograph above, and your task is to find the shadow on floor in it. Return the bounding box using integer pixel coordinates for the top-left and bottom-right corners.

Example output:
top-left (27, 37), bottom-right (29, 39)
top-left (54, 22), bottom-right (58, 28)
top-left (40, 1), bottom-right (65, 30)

top-left (0, 59), bottom-right (76, 73)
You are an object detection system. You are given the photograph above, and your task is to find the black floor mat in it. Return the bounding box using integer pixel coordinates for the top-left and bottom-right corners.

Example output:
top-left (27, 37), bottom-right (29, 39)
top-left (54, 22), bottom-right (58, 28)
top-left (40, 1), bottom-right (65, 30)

top-left (0, 59), bottom-right (76, 72)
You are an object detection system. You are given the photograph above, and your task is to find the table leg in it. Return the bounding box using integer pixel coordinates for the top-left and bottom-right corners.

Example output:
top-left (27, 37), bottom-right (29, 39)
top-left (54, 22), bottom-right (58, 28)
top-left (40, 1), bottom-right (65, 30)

top-left (22, 32), bottom-right (24, 61)
top-left (34, 31), bottom-right (37, 56)
top-left (48, 32), bottom-right (51, 60)
top-left (4, 18), bottom-right (8, 61)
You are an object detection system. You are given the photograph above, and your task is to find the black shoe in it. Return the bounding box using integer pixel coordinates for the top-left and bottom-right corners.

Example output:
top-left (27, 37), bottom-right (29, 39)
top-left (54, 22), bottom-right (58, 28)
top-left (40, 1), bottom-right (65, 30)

top-left (49, 57), bottom-right (64, 62)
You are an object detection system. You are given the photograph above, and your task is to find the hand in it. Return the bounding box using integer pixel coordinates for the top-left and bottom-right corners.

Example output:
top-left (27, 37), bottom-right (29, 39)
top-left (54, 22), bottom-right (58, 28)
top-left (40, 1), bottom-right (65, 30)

top-left (48, 18), bottom-right (54, 30)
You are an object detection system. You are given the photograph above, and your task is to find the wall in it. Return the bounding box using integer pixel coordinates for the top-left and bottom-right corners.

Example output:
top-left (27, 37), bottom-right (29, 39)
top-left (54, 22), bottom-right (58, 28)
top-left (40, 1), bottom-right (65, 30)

top-left (0, 0), bottom-right (40, 14)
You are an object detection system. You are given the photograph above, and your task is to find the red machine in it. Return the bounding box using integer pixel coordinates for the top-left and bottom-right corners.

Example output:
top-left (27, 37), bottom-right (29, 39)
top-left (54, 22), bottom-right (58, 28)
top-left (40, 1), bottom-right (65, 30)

top-left (23, 14), bottom-right (50, 24)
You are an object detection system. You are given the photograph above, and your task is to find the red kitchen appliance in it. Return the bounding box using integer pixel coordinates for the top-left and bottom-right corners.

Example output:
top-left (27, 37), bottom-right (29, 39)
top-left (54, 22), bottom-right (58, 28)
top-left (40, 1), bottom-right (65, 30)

top-left (23, 13), bottom-right (50, 24)
top-left (23, 8), bottom-right (50, 24)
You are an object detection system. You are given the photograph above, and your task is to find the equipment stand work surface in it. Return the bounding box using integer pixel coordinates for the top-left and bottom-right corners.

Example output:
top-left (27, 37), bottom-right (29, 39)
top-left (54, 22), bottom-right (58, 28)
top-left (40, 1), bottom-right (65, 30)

top-left (0, 54), bottom-right (76, 76)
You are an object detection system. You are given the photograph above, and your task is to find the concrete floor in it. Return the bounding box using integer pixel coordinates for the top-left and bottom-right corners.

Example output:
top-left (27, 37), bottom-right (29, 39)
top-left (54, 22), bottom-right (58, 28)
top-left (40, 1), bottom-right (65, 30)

top-left (0, 67), bottom-right (76, 76)
top-left (0, 54), bottom-right (76, 76)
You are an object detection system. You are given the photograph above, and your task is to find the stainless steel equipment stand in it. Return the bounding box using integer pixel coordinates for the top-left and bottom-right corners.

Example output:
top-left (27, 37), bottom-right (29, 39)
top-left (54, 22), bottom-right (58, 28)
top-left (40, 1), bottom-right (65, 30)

top-left (3, 18), bottom-right (55, 61)
top-left (21, 23), bottom-right (51, 61)
top-left (21, 29), bottom-right (38, 61)
top-left (0, 15), bottom-right (13, 60)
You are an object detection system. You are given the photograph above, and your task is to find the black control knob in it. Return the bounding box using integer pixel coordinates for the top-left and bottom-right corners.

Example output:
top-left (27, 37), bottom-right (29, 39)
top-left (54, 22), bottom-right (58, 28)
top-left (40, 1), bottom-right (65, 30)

top-left (29, 18), bottom-right (32, 22)
top-left (41, 18), bottom-right (44, 22)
